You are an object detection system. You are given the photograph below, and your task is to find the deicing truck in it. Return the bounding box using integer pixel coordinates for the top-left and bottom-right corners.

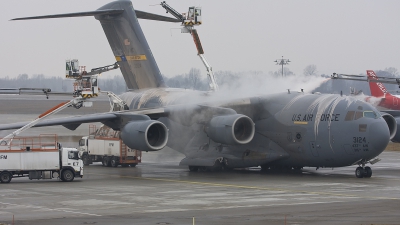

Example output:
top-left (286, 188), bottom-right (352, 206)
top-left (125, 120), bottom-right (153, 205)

top-left (79, 125), bottom-right (141, 167)
top-left (0, 135), bottom-right (83, 183)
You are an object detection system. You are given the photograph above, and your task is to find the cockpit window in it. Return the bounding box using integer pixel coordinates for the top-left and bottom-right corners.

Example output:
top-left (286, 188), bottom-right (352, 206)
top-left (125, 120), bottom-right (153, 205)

top-left (354, 111), bottom-right (363, 120)
top-left (345, 110), bottom-right (380, 121)
top-left (363, 111), bottom-right (378, 119)
top-left (345, 111), bottom-right (355, 121)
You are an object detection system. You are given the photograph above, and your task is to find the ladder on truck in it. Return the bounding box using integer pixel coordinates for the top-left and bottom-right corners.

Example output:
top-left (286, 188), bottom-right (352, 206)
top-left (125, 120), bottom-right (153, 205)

top-left (160, 2), bottom-right (219, 91)
top-left (0, 97), bottom-right (85, 146)
top-left (0, 134), bottom-right (59, 151)
top-left (119, 141), bottom-right (141, 165)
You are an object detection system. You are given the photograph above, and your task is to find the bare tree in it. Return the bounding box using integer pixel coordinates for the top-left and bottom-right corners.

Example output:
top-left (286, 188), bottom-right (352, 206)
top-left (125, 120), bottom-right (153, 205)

top-left (283, 67), bottom-right (294, 76)
top-left (17, 74), bottom-right (28, 80)
top-left (303, 64), bottom-right (317, 76)
top-left (384, 67), bottom-right (399, 77)
top-left (187, 68), bottom-right (201, 90)
top-left (270, 68), bottom-right (294, 77)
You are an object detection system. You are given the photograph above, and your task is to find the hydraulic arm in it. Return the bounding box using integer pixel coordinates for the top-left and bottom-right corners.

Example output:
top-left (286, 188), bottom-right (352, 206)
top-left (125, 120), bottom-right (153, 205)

top-left (0, 97), bottom-right (84, 146)
top-left (160, 2), bottom-right (218, 91)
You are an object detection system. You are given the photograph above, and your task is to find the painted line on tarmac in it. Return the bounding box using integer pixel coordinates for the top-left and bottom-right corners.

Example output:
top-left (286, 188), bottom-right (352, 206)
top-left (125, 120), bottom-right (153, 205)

top-left (143, 200), bottom-right (347, 213)
top-left (0, 201), bottom-right (101, 217)
top-left (87, 172), bottom-right (400, 201)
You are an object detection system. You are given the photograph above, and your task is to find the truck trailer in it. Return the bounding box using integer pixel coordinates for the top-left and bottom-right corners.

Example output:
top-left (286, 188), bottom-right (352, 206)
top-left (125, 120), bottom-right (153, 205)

top-left (0, 135), bottom-right (83, 183)
top-left (79, 125), bottom-right (141, 167)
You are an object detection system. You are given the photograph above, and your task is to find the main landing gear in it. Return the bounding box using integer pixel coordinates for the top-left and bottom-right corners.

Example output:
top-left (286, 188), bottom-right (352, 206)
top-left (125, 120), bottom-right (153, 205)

top-left (355, 166), bottom-right (372, 178)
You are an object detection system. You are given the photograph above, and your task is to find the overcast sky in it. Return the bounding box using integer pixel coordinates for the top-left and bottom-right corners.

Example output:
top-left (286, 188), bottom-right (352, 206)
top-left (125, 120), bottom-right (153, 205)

top-left (1, 0), bottom-right (399, 79)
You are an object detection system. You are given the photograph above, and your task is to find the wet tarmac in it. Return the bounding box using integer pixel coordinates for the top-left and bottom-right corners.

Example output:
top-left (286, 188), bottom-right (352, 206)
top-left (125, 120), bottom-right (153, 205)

top-left (1, 95), bottom-right (400, 225)
top-left (1, 153), bottom-right (400, 225)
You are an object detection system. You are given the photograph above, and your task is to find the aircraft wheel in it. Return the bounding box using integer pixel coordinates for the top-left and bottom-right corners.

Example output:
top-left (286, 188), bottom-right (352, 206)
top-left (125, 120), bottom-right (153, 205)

top-left (189, 166), bottom-right (198, 172)
top-left (210, 162), bottom-right (223, 172)
top-left (355, 167), bottom-right (364, 178)
top-left (0, 171), bottom-right (12, 183)
top-left (364, 166), bottom-right (372, 178)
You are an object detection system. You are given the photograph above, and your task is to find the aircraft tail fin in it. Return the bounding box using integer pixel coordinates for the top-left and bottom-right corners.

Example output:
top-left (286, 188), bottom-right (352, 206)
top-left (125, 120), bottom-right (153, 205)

top-left (366, 70), bottom-right (390, 97)
top-left (12, 0), bottom-right (181, 90)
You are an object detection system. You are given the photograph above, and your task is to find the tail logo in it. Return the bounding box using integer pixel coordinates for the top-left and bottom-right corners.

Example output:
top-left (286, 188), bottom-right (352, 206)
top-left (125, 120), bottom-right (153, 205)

top-left (116, 55), bottom-right (147, 62)
top-left (367, 70), bottom-right (387, 94)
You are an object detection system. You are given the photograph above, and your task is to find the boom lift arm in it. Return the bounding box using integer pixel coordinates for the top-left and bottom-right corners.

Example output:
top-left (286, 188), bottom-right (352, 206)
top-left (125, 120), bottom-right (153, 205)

top-left (160, 2), bottom-right (219, 91)
top-left (160, 1), bottom-right (185, 22)
top-left (191, 30), bottom-right (218, 91)
top-left (0, 97), bottom-right (84, 146)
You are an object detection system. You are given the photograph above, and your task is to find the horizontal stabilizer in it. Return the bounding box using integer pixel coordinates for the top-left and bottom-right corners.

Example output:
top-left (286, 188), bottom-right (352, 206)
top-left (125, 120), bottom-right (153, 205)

top-left (135, 10), bottom-right (181, 22)
top-left (11, 9), bottom-right (124, 21)
top-left (11, 9), bottom-right (180, 23)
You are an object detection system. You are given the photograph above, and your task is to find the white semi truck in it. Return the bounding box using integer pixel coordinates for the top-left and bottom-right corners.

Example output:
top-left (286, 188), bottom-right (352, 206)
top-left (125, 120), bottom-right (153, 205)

top-left (0, 135), bottom-right (83, 183)
top-left (79, 125), bottom-right (141, 167)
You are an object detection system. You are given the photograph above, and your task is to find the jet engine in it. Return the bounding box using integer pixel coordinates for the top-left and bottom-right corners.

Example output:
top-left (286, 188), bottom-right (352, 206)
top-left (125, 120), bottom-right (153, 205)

top-left (121, 120), bottom-right (168, 151)
top-left (205, 114), bottom-right (255, 145)
top-left (381, 113), bottom-right (397, 141)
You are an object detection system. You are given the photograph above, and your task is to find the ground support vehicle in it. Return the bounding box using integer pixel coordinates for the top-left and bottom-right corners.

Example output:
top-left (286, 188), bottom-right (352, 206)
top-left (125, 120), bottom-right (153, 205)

top-left (0, 135), bottom-right (83, 183)
top-left (79, 125), bottom-right (141, 167)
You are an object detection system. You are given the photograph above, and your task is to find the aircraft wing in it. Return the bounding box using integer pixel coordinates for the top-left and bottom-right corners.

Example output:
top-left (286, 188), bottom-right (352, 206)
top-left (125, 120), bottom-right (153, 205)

top-left (0, 103), bottom-right (242, 132)
top-left (0, 107), bottom-right (167, 131)
top-left (0, 113), bottom-right (119, 131)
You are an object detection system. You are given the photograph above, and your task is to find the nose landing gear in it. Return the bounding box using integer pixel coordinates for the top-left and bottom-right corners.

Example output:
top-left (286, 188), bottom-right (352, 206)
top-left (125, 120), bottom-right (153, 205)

top-left (355, 161), bottom-right (372, 178)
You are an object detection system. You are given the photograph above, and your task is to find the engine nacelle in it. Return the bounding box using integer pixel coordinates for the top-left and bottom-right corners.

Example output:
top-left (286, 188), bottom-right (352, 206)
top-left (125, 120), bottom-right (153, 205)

top-left (381, 113), bottom-right (397, 141)
top-left (121, 120), bottom-right (168, 151)
top-left (205, 114), bottom-right (255, 145)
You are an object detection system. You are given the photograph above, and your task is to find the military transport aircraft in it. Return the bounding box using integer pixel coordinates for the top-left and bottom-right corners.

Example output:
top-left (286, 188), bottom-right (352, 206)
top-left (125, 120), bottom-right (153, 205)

top-left (0, 0), bottom-right (396, 178)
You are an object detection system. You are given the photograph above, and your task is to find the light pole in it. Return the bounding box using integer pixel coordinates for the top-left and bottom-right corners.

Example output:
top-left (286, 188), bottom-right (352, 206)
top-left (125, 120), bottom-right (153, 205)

top-left (274, 56), bottom-right (291, 77)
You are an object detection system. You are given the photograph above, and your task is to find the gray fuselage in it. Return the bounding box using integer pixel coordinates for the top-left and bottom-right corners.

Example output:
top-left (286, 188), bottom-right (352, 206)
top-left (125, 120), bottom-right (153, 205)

top-left (119, 88), bottom-right (390, 168)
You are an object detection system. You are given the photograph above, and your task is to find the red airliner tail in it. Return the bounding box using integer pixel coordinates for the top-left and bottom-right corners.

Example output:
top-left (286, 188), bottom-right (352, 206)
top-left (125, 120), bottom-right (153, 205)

top-left (366, 70), bottom-right (391, 97)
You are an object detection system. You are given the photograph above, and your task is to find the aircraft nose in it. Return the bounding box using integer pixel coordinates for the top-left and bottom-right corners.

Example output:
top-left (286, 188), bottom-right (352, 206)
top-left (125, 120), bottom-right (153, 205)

top-left (368, 120), bottom-right (390, 156)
